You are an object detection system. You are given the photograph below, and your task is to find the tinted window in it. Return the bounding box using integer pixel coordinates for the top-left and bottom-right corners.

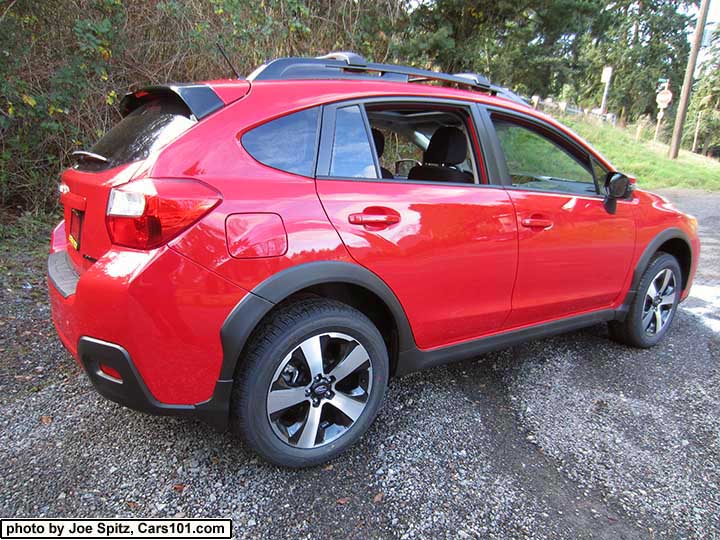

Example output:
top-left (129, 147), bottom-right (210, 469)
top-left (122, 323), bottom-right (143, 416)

top-left (492, 118), bottom-right (596, 195)
top-left (79, 100), bottom-right (195, 171)
top-left (242, 107), bottom-right (319, 177)
top-left (330, 106), bottom-right (378, 179)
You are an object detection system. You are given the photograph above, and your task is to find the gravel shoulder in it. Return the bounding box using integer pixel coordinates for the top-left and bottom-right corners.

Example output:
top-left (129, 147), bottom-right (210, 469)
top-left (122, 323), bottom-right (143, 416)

top-left (1, 189), bottom-right (718, 539)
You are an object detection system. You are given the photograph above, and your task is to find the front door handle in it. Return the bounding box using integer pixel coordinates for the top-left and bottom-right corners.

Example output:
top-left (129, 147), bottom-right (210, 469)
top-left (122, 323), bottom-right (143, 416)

top-left (348, 207), bottom-right (401, 229)
top-left (520, 216), bottom-right (553, 229)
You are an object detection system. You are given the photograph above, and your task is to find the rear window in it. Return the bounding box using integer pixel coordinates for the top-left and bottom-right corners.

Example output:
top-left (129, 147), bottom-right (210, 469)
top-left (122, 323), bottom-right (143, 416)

top-left (241, 107), bottom-right (320, 177)
top-left (76, 99), bottom-right (195, 171)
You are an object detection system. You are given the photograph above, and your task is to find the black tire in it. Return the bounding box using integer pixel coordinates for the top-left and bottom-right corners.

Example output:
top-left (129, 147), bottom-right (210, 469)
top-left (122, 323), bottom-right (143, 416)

top-left (230, 297), bottom-right (389, 468)
top-left (609, 252), bottom-right (682, 348)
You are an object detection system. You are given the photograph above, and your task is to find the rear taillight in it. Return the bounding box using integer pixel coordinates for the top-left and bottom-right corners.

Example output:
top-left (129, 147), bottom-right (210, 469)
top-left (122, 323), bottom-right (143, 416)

top-left (106, 178), bottom-right (221, 249)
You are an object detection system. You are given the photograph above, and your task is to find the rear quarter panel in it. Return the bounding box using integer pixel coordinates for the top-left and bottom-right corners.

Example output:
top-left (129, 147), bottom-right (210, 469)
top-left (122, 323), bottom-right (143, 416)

top-left (150, 91), bottom-right (352, 291)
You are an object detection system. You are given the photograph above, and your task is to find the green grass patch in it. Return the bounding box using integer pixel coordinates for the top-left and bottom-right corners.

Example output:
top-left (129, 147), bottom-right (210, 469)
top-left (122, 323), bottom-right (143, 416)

top-left (559, 116), bottom-right (720, 191)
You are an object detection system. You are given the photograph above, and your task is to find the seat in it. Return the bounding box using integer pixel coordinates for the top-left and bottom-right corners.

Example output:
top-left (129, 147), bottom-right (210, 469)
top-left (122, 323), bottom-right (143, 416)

top-left (371, 128), bottom-right (394, 179)
top-left (408, 126), bottom-right (473, 183)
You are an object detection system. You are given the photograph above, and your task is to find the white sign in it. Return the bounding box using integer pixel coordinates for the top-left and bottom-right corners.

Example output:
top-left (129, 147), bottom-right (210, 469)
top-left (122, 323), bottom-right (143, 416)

top-left (656, 89), bottom-right (673, 109)
top-left (601, 66), bottom-right (613, 83)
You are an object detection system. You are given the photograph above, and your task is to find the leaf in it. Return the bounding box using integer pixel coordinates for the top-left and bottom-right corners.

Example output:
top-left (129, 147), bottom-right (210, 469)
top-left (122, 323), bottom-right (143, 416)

top-left (21, 94), bottom-right (37, 107)
top-left (172, 483), bottom-right (187, 493)
top-left (39, 415), bottom-right (52, 425)
top-left (373, 492), bottom-right (384, 503)
top-left (336, 497), bottom-right (350, 505)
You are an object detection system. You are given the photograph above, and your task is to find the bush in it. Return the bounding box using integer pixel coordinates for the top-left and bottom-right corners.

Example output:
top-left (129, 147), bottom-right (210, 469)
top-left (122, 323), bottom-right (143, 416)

top-left (0, 0), bottom-right (409, 213)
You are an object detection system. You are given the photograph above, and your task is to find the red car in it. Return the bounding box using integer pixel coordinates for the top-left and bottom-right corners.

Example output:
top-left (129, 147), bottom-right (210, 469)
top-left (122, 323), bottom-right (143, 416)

top-left (48, 53), bottom-right (699, 467)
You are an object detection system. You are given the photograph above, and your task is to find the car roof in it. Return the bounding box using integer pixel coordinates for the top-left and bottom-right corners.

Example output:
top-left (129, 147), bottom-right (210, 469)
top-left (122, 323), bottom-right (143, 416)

top-left (201, 78), bottom-right (614, 172)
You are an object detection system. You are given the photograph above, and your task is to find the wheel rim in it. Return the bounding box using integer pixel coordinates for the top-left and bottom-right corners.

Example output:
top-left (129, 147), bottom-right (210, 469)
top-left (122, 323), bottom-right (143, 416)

top-left (642, 268), bottom-right (677, 335)
top-left (266, 332), bottom-right (373, 449)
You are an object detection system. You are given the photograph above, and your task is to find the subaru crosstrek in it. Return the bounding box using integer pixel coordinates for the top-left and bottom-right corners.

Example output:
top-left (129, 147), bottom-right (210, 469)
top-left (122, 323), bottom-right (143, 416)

top-left (48, 53), bottom-right (700, 467)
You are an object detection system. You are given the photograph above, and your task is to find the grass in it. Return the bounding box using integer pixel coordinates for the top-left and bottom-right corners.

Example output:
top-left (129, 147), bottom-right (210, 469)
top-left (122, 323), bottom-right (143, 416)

top-left (559, 115), bottom-right (720, 191)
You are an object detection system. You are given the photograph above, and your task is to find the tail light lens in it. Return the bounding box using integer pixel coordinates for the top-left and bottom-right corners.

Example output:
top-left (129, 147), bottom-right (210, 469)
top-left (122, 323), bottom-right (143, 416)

top-left (106, 178), bottom-right (221, 249)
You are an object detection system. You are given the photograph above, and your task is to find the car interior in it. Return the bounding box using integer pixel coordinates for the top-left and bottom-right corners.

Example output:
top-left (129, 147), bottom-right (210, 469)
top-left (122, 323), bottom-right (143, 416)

top-left (366, 107), bottom-right (481, 184)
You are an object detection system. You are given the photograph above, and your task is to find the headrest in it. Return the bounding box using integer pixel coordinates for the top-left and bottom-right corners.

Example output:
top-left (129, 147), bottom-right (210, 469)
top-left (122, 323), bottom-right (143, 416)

top-left (424, 127), bottom-right (466, 165)
top-left (371, 128), bottom-right (385, 158)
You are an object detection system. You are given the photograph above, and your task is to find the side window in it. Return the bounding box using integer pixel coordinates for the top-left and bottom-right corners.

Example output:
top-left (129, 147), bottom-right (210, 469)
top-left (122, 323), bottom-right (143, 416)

top-left (365, 104), bottom-right (480, 184)
top-left (591, 157), bottom-right (608, 191)
top-left (492, 117), bottom-right (597, 195)
top-left (330, 106), bottom-right (378, 179)
top-left (242, 107), bottom-right (319, 177)
top-left (372, 127), bottom-right (423, 177)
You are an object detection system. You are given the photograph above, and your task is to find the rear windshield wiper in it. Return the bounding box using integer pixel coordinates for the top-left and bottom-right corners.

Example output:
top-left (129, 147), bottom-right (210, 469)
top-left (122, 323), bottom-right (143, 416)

top-left (71, 150), bottom-right (109, 163)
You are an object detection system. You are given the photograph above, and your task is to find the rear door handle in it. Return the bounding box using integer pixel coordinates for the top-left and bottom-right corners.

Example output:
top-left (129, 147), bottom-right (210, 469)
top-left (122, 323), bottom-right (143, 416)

top-left (348, 207), bottom-right (401, 228)
top-left (520, 216), bottom-right (553, 229)
top-left (348, 214), bottom-right (400, 225)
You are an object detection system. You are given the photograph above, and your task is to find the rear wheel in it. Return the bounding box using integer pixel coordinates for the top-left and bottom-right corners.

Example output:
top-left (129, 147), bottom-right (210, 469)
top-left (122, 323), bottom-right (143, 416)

top-left (231, 298), bottom-right (388, 467)
top-left (609, 252), bottom-right (681, 348)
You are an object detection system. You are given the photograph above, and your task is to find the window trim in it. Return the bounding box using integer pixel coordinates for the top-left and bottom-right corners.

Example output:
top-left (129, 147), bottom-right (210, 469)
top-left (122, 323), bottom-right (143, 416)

top-left (482, 106), bottom-right (605, 198)
top-left (316, 97), bottom-right (496, 188)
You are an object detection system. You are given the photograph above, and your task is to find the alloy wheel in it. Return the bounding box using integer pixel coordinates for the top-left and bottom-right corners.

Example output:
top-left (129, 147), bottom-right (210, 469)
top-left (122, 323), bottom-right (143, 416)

top-left (266, 332), bottom-right (373, 449)
top-left (642, 268), bottom-right (677, 335)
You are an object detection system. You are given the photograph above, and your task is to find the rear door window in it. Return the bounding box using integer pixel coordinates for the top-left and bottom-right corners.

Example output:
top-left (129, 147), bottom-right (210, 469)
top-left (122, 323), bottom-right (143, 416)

top-left (78, 99), bottom-right (195, 171)
top-left (329, 106), bottom-right (378, 179)
top-left (242, 107), bottom-right (320, 177)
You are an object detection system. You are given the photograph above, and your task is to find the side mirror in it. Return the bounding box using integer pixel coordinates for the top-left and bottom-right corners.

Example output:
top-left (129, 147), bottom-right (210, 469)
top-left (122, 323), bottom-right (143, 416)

top-left (603, 172), bottom-right (631, 214)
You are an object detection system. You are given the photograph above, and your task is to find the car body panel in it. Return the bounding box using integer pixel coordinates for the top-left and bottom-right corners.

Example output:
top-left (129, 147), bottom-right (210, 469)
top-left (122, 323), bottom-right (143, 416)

top-left (503, 190), bottom-right (638, 328)
top-left (316, 180), bottom-right (518, 349)
top-left (47, 75), bottom-right (700, 417)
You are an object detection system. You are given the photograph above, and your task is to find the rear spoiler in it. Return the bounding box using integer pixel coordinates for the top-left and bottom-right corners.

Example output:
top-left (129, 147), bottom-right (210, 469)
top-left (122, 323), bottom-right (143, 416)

top-left (119, 84), bottom-right (225, 120)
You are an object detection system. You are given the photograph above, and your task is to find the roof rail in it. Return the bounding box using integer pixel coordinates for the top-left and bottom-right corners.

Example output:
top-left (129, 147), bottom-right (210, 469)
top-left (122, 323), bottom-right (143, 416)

top-left (247, 52), bottom-right (527, 105)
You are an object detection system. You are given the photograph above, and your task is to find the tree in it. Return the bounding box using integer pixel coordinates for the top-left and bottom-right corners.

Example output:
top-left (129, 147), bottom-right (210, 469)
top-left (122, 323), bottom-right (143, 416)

top-left (682, 28), bottom-right (720, 155)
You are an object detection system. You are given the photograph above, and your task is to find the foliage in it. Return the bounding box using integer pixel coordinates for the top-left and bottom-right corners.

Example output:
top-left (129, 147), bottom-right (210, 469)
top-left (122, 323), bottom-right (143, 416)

top-left (683, 28), bottom-right (720, 156)
top-left (562, 115), bottom-right (720, 190)
top-left (0, 0), bottom-right (713, 213)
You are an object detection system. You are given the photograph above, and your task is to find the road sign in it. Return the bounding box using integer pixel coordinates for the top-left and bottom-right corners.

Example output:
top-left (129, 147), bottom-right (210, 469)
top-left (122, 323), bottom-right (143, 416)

top-left (656, 89), bottom-right (673, 109)
top-left (601, 66), bottom-right (613, 83)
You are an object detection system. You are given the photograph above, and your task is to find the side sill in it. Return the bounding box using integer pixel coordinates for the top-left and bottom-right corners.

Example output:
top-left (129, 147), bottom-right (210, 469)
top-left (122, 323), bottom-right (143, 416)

top-left (396, 309), bottom-right (620, 376)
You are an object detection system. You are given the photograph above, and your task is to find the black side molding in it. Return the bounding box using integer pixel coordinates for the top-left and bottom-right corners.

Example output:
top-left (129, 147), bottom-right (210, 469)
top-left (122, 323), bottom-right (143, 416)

top-left (78, 337), bottom-right (229, 431)
top-left (396, 309), bottom-right (622, 375)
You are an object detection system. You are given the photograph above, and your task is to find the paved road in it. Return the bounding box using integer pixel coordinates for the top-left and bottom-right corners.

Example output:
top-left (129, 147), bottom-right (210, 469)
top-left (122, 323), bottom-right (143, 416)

top-left (1, 188), bottom-right (718, 539)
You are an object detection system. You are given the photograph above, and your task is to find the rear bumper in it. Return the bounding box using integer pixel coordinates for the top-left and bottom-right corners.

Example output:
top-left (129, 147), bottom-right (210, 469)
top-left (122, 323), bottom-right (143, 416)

top-left (48, 220), bottom-right (250, 428)
top-left (77, 336), bottom-right (231, 430)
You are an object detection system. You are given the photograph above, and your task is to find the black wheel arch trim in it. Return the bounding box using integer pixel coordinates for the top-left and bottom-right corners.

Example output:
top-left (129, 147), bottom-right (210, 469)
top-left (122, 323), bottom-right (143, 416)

top-left (219, 261), bottom-right (417, 382)
top-left (624, 227), bottom-right (693, 306)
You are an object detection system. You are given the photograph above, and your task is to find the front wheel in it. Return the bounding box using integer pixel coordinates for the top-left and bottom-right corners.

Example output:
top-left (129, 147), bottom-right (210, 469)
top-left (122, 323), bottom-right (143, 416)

top-left (609, 252), bottom-right (682, 348)
top-left (230, 298), bottom-right (389, 467)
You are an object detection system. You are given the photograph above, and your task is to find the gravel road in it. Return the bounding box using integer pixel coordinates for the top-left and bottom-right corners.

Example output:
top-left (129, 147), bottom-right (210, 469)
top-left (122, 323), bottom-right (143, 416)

top-left (1, 188), bottom-right (718, 539)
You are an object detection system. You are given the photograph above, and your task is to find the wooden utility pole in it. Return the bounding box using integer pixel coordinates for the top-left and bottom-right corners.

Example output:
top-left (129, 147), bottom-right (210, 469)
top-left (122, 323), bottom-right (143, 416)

top-left (669, 0), bottom-right (711, 159)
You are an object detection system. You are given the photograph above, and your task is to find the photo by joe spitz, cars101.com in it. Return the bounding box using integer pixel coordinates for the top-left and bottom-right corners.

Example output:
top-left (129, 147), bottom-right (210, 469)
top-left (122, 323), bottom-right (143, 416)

top-left (48, 51), bottom-right (699, 469)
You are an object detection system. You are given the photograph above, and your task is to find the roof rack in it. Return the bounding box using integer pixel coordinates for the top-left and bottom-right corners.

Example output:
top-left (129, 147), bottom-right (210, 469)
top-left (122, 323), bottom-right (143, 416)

top-left (247, 53), bottom-right (527, 105)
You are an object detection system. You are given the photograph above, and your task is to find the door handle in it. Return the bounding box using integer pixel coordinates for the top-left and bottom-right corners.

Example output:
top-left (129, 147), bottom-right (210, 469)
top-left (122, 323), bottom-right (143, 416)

top-left (348, 207), bottom-right (401, 228)
top-left (520, 216), bottom-right (553, 229)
